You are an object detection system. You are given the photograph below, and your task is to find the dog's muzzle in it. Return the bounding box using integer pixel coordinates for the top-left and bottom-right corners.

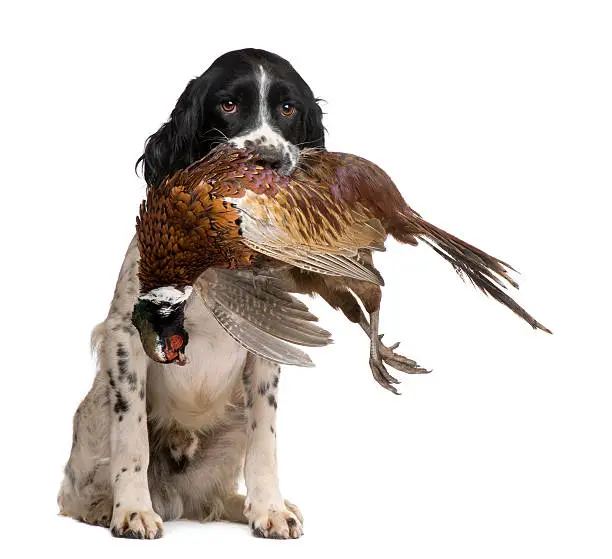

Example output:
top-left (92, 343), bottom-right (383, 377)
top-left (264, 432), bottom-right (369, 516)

top-left (242, 140), bottom-right (299, 176)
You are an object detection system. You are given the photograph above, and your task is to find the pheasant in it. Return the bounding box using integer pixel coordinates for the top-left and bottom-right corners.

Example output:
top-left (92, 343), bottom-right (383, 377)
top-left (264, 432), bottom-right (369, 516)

top-left (133, 146), bottom-right (550, 391)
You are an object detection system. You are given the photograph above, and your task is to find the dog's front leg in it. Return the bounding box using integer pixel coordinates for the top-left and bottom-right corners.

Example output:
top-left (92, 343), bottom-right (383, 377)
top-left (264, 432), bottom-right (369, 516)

top-left (242, 355), bottom-right (303, 539)
top-left (105, 238), bottom-right (163, 539)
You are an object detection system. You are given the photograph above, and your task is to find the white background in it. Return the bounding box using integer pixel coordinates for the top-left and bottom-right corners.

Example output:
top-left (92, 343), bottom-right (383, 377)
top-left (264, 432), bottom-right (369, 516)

top-left (1, 1), bottom-right (610, 557)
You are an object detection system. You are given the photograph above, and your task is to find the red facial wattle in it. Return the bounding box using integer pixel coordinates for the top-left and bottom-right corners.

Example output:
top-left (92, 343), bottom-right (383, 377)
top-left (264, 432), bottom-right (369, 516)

top-left (164, 334), bottom-right (185, 363)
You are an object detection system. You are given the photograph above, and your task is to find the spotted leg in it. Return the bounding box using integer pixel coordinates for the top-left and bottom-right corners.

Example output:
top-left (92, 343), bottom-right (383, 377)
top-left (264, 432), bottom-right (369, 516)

top-left (106, 238), bottom-right (163, 539)
top-left (242, 355), bottom-right (303, 539)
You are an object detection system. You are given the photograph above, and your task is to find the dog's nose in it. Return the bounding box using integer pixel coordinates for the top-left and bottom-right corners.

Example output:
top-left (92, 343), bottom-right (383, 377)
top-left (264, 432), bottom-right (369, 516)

top-left (244, 140), bottom-right (293, 175)
top-left (257, 147), bottom-right (283, 170)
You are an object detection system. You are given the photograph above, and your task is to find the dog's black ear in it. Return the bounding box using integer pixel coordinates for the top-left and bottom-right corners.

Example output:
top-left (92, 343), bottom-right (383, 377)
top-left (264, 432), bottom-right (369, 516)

top-left (136, 75), bottom-right (215, 188)
top-left (300, 97), bottom-right (326, 149)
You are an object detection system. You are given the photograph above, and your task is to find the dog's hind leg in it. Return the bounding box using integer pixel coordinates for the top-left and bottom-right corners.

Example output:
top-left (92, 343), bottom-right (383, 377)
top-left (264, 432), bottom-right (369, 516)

top-left (58, 369), bottom-right (113, 527)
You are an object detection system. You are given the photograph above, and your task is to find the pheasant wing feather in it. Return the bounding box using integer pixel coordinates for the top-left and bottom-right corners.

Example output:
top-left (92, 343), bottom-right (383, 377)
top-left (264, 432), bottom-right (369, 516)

top-left (201, 269), bottom-right (332, 366)
top-left (204, 301), bottom-right (318, 367)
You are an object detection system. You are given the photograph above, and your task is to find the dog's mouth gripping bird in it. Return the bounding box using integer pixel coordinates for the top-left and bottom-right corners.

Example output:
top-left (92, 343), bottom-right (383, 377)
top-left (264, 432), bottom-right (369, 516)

top-left (133, 146), bottom-right (550, 390)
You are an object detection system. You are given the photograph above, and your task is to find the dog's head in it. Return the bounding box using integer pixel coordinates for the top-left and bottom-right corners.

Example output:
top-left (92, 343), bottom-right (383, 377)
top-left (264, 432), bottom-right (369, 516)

top-left (137, 48), bottom-right (325, 187)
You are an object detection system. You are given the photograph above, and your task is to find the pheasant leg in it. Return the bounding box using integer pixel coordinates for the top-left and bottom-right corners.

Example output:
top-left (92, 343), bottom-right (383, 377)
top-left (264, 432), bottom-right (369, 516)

top-left (359, 314), bottom-right (428, 375)
top-left (364, 310), bottom-right (429, 394)
top-left (275, 268), bottom-right (429, 391)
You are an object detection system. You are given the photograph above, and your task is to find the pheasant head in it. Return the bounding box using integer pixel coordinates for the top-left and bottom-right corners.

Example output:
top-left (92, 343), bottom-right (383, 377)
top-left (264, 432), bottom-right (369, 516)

top-left (131, 286), bottom-right (192, 364)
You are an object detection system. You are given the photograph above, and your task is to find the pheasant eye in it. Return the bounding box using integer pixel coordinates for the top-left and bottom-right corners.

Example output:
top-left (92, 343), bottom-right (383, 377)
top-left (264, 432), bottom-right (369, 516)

top-left (221, 100), bottom-right (237, 113)
top-left (281, 103), bottom-right (295, 117)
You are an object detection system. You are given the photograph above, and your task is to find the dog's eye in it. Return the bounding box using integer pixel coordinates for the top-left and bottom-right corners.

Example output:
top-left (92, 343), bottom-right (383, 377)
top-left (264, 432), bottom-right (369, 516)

top-left (221, 100), bottom-right (237, 113)
top-left (280, 103), bottom-right (295, 117)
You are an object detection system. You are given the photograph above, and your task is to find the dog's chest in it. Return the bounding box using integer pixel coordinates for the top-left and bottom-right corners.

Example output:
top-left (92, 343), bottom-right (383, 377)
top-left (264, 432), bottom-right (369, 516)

top-left (146, 292), bottom-right (247, 428)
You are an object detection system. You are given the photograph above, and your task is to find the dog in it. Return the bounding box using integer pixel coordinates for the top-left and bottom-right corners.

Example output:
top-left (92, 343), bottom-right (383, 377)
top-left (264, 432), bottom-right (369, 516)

top-left (58, 49), bottom-right (325, 540)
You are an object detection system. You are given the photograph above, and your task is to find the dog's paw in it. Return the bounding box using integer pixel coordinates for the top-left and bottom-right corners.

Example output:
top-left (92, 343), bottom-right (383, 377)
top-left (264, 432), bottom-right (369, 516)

top-left (110, 508), bottom-right (163, 540)
top-left (81, 497), bottom-right (113, 528)
top-left (245, 499), bottom-right (303, 539)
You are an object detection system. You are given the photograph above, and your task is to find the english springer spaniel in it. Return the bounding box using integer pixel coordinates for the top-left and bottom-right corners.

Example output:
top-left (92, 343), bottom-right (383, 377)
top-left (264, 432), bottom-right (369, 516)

top-left (59, 49), bottom-right (325, 540)
top-left (137, 48), bottom-right (325, 186)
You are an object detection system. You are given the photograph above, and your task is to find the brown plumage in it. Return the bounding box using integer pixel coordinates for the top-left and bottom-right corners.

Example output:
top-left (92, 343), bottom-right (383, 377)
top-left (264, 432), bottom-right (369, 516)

top-left (134, 146), bottom-right (550, 391)
top-left (136, 147), bottom-right (386, 293)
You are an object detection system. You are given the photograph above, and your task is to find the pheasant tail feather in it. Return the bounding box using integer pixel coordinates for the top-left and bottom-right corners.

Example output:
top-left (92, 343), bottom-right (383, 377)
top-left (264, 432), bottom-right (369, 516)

top-left (395, 212), bottom-right (551, 334)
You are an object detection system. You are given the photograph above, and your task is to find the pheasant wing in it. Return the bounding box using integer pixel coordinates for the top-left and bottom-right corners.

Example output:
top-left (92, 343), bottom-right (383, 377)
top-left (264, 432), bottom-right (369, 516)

top-left (199, 268), bottom-right (332, 367)
top-left (231, 178), bottom-right (387, 285)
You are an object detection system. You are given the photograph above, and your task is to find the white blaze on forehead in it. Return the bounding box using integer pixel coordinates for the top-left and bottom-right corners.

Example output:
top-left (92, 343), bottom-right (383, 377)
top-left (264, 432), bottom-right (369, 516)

top-left (231, 66), bottom-right (290, 151)
top-left (140, 286), bottom-right (193, 305)
top-left (257, 64), bottom-right (270, 125)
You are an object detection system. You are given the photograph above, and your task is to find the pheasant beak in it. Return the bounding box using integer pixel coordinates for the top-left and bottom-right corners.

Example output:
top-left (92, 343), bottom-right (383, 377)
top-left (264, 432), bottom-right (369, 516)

top-left (135, 315), bottom-right (190, 365)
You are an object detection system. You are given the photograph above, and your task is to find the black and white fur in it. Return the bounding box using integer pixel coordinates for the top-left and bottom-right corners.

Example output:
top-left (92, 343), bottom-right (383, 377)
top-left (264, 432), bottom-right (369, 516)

top-left (58, 49), bottom-right (324, 539)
